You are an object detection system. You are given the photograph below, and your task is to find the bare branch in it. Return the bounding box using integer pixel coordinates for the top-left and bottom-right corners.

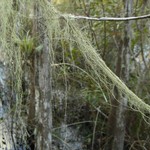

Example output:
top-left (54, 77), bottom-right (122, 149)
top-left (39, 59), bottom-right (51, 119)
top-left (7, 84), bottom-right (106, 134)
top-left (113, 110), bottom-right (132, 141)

top-left (64, 14), bottom-right (150, 21)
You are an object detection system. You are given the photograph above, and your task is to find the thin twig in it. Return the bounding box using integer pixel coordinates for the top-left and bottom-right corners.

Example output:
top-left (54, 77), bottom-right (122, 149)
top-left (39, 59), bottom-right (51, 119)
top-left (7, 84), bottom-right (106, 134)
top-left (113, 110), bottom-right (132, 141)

top-left (64, 14), bottom-right (150, 21)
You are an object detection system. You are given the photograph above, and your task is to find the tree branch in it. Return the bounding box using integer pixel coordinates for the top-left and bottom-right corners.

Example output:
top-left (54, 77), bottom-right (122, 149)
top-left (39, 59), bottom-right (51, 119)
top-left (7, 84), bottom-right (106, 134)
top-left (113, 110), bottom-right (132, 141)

top-left (64, 14), bottom-right (150, 21)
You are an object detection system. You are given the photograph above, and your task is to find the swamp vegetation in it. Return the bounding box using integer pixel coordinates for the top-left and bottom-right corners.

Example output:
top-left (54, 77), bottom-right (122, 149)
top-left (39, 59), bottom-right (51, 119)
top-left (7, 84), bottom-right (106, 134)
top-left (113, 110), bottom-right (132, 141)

top-left (0, 0), bottom-right (150, 149)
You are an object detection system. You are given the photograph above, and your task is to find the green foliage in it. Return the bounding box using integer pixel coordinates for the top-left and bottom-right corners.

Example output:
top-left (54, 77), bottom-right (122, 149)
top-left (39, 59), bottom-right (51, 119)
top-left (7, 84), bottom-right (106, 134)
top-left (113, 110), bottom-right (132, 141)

top-left (16, 31), bottom-right (35, 54)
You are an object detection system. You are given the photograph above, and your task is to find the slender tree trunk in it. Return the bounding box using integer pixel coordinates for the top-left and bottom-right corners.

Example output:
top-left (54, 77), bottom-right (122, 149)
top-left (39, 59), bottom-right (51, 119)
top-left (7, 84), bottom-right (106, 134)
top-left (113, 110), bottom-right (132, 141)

top-left (106, 36), bottom-right (123, 150)
top-left (27, 2), bottom-right (37, 149)
top-left (36, 1), bottom-right (53, 149)
top-left (27, 54), bottom-right (36, 149)
top-left (106, 1), bottom-right (132, 150)
top-left (37, 36), bottom-right (53, 150)
top-left (26, 1), bottom-right (53, 149)
top-left (113, 1), bottom-right (133, 149)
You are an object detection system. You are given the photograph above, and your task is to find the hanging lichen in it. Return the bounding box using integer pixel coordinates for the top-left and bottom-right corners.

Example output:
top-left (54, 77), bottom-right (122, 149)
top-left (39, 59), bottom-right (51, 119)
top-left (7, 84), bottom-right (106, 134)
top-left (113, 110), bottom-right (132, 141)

top-left (0, 0), bottom-right (150, 117)
top-left (37, 1), bottom-right (150, 113)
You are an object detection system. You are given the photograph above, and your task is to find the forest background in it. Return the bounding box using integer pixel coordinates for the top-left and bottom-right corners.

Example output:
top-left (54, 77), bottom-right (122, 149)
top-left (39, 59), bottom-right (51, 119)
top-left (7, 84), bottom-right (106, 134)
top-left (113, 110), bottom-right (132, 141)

top-left (0, 0), bottom-right (150, 150)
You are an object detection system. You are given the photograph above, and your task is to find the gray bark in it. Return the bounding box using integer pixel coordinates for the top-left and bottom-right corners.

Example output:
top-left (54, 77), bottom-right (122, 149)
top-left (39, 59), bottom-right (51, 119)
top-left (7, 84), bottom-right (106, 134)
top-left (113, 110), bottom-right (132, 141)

top-left (106, 1), bottom-right (133, 150)
top-left (36, 1), bottom-right (53, 149)
top-left (112, 0), bottom-right (133, 149)
top-left (27, 1), bottom-right (53, 149)
top-left (38, 37), bottom-right (53, 150)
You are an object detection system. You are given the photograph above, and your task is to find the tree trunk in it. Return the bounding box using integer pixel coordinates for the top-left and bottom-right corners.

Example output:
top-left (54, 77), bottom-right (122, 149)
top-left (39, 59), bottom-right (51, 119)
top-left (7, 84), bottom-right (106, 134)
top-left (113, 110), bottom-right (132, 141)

top-left (106, 1), bottom-right (132, 150)
top-left (25, 1), bottom-right (53, 149)
top-left (113, 0), bottom-right (133, 149)
top-left (36, 1), bottom-right (53, 149)
top-left (37, 36), bottom-right (53, 150)
top-left (27, 53), bottom-right (36, 149)
top-left (27, 2), bottom-right (37, 150)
